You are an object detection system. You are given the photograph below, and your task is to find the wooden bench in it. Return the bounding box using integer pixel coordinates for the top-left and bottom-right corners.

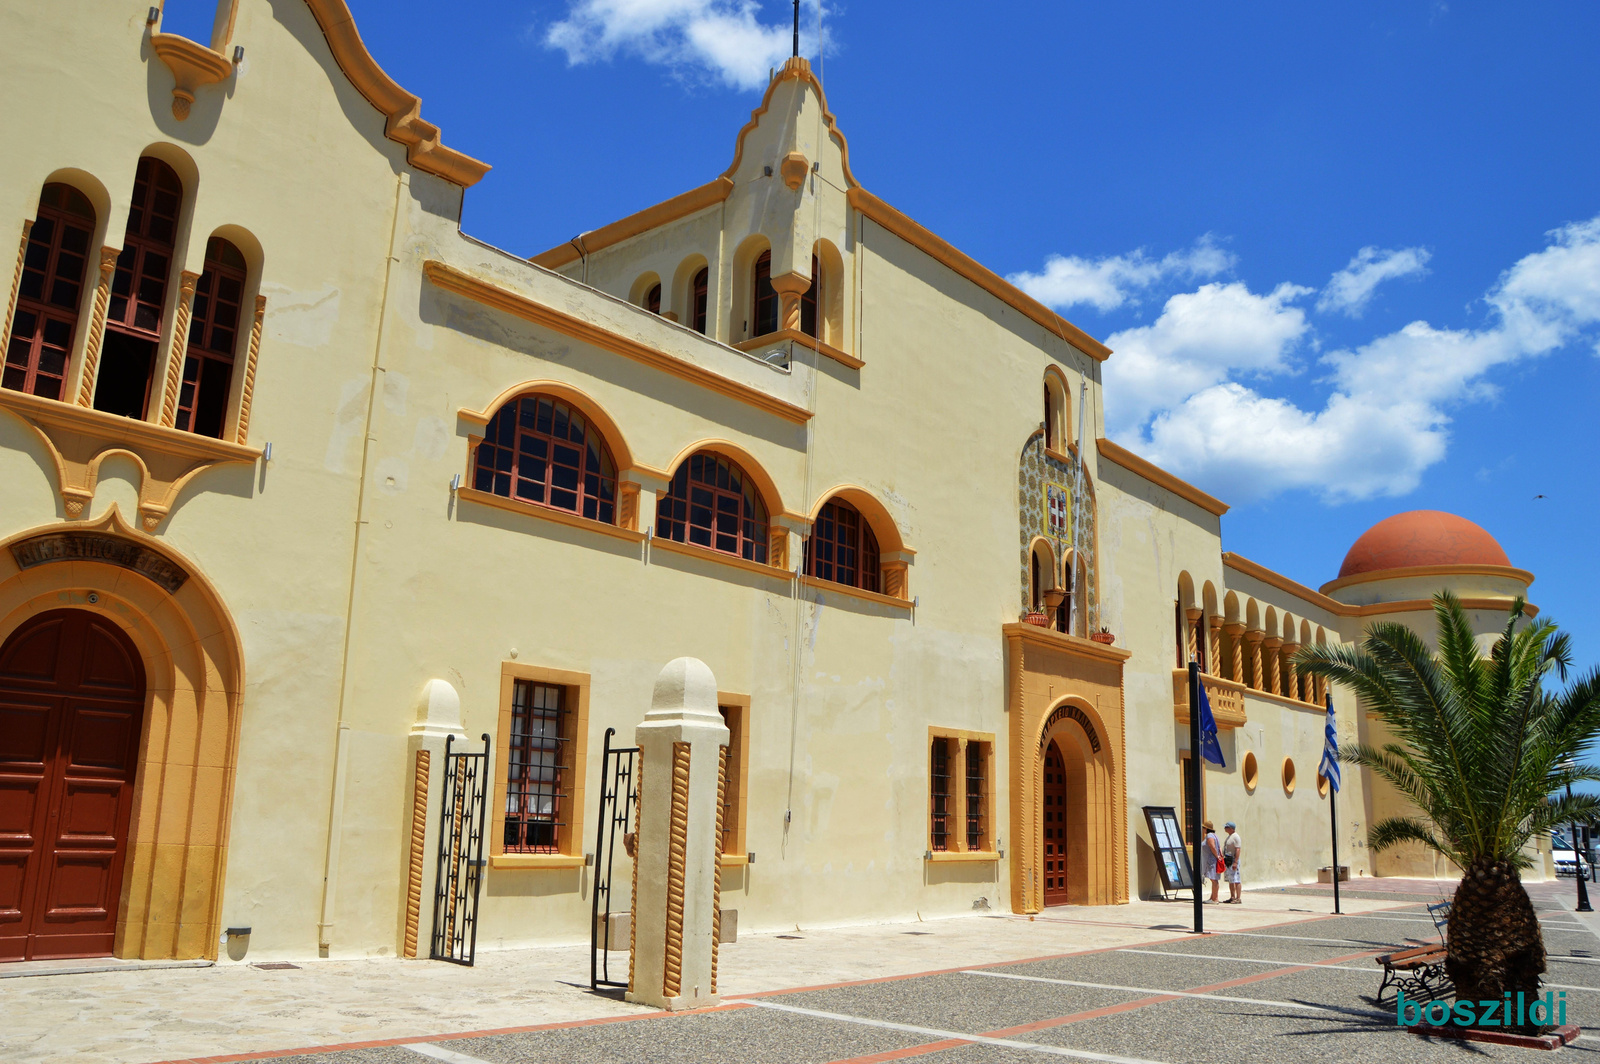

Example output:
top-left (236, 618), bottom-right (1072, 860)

top-left (1376, 902), bottom-right (1453, 1005)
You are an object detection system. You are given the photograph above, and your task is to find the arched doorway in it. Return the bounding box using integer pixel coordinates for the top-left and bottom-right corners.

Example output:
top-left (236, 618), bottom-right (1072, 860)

top-left (0, 609), bottom-right (145, 961)
top-left (1042, 740), bottom-right (1069, 906)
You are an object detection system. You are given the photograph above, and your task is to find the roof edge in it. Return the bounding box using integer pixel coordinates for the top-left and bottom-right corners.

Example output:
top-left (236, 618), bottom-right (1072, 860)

top-left (1221, 552), bottom-right (1346, 616)
top-left (852, 188), bottom-right (1111, 362)
top-left (1095, 438), bottom-right (1227, 514)
top-left (529, 178), bottom-right (735, 269)
top-left (304, 0), bottom-right (489, 187)
top-left (1319, 563), bottom-right (1535, 596)
top-left (722, 57), bottom-right (858, 188)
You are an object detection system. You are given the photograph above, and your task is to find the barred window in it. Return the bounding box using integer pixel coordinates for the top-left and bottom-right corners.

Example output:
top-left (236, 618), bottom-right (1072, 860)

top-left (5, 183), bottom-right (95, 401)
top-left (930, 737), bottom-right (952, 852)
top-left (966, 741), bottom-right (988, 851)
top-left (504, 680), bottom-right (569, 853)
top-left (474, 394), bottom-right (618, 523)
top-left (805, 497), bottom-right (880, 592)
top-left (656, 451), bottom-right (769, 563)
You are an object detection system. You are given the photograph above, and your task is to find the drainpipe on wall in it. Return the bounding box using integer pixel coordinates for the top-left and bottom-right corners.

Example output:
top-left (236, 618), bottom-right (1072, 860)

top-left (317, 170), bottom-right (408, 955)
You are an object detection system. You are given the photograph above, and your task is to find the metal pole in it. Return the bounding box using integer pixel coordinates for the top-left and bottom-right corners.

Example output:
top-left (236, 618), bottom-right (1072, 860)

top-left (1188, 661), bottom-right (1203, 935)
top-left (1569, 777), bottom-right (1592, 911)
top-left (590, 727), bottom-right (614, 989)
top-left (792, 0), bottom-right (800, 57)
top-left (1328, 692), bottom-right (1340, 916)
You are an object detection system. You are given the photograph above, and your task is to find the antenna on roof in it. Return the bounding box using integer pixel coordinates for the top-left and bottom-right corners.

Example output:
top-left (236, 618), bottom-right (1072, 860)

top-left (792, 0), bottom-right (800, 57)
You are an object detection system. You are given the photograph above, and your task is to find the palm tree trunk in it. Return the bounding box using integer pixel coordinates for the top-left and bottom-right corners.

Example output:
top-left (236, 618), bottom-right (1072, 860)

top-left (1446, 857), bottom-right (1546, 1031)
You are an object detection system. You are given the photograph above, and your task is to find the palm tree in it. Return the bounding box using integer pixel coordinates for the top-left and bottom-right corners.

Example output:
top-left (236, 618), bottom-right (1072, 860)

top-left (1296, 591), bottom-right (1600, 1030)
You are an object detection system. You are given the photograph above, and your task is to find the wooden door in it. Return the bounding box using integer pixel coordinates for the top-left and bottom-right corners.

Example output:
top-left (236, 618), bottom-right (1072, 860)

top-left (0, 610), bottom-right (145, 961)
top-left (1042, 741), bottom-right (1069, 906)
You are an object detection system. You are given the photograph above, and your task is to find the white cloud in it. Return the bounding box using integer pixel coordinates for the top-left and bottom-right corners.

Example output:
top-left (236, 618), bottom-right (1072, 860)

top-left (1316, 246), bottom-right (1431, 317)
top-left (1118, 216), bottom-right (1600, 503)
top-left (543, 0), bottom-right (826, 90)
top-left (1102, 281), bottom-right (1312, 436)
top-left (1008, 237), bottom-right (1232, 312)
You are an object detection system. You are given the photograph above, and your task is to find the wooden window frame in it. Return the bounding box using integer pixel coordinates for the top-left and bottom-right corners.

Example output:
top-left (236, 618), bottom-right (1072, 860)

top-left (655, 450), bottom-right (770, 564)
top-left (175, 236), bottom-right (246, 438)
top-left (473, 393), bottom-right (619, 524)
top-left (717, 692), bottom-right (751, 867)
top-left (490, 662), bottom-right (591, 869)
top-left (926, 727), bottom-right (998, 862)
top-left (752, 250), bottom-right (777, 337)
top-left (5, 184), bottom-right (97, 401)
top-left (804, 497), bottom-right (880, 593)
top-left (108, 157), bottom-right (182, 343)
top-left (690, 266), bottom-right (709, 335)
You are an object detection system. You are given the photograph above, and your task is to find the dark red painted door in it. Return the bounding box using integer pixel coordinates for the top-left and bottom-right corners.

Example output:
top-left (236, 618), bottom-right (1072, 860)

top-left (1043, 741), bottom-right (1069, 906)
top-left (0, 610), bottom-right (145, 961)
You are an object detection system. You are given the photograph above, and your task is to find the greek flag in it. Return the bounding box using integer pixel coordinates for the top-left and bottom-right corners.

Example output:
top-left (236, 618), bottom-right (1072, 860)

top-left (1319, 702), bottom-right (1341, 793)
top-left (1197, 682), bottom-right (1226, 767)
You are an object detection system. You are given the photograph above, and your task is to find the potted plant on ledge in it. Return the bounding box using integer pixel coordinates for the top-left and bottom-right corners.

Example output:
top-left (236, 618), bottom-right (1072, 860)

top-left (1090, 627), bottom-right (1115, 645)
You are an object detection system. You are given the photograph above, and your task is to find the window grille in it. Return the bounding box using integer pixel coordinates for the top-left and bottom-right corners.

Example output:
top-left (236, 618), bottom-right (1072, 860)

top-left (175, 237), bottom-right (246, 438)
top-left (655, 451), bottom-right (769, 563)
top-left (504, 680), bottom-right (569, 853)
top-left (930, 737), bottom-right (951, 852)
top-left (5, 184), bottom-right (95, 400)
top-left (966, 741), bottom-right (987, 851)
top-left (804, 498), bottom-right (880, 592)
top-left (718, 705), bottom-right (742, 855)
top-left (474, 394), bottom-right (618, 523)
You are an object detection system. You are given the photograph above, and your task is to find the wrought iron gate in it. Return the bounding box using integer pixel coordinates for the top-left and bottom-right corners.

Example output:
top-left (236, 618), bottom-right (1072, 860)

top-left (590, 727), bottom-right (639, 989)
top-left (431, 732), bottom-right (490, 965)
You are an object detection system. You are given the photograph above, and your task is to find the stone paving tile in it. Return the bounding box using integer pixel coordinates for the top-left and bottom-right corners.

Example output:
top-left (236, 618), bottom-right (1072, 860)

top-left (759, 971), bottom-right (1148, 1036)
top-left (984, 950), bottom-right (1326, 995)
top-left (436, 1006), bottom-right (935, 1064)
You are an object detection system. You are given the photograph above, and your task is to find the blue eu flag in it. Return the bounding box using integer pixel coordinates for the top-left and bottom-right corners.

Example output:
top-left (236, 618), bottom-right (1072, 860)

top-left (1198, 682), bottom-right (1226, 767)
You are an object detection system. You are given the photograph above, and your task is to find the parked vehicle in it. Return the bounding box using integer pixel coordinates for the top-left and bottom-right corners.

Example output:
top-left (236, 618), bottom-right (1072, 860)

top-left (1553, 833), bottom-right (1590, 878)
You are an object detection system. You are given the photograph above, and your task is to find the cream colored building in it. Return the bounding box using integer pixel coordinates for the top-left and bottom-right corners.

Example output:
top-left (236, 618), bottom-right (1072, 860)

top-left (0, 0), bottom-right (1544, 965)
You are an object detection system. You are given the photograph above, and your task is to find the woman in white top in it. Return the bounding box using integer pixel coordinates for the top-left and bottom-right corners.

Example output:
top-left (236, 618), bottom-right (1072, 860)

top-left (1201, 820), bottom-right (1222, 902)
top-left (1222, 822), bottom-right (1243, 903)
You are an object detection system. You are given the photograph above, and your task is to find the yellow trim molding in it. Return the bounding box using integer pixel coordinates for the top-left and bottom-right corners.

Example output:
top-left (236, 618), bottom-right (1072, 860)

top-left (530, 178), bottom-right (734, 269)
top-left (149, 34), bottom-right (233, 120)
top-left (849, 187), bottom-right (1110, 362)
top-left (455, 486), bottom-right (647, 544)
top-left (301, 0), bottom-right (489, 186)
top-left (1319, 562), bottom-right (1536, 595)
top-left (1095, 438), bottom-right (1228, 516)
top-left (799, 575), bottom-right (911, 610)
top-left (0, 386), bottom-right (261, 530)
top-left (716, 692), bottom-right (751, 861)
top-left (423, 261), bottom-right (812, 425)
top-left (651, 534), bottom-right (791, 580)
top-left (723, 57), bottom-right (859, 188)
top-left (734, 329), bottom-right (864, 370)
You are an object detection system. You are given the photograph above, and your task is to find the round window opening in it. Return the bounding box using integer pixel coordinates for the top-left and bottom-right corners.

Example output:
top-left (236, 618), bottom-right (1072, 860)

top-left (1282, 757), bottom-right (1297, 795)
top-left (1242, 751), bottom-right (1259, 791)
top-left (1316, 772), bottom-right (1330, 798)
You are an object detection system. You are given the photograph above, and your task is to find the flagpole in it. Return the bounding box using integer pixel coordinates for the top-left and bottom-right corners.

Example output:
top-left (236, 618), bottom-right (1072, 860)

top-left (1189, 660), bottom-right (1204, 935)
top-left (1327, 692), bottom-right (1341, 916)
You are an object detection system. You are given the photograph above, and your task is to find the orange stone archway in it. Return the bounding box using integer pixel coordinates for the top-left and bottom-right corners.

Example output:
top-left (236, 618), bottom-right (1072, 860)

top-left (1004, 623), bottom-right (1129, 912)
top-left (0, 506), bottom-right (243, 960)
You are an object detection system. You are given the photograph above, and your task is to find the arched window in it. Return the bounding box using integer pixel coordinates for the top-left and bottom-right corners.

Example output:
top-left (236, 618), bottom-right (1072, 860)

top-left (473, 394), bottom-right (618, 523)
top-left (4, 184), bottom-right (96, 400)
top-left (656, 451), bottom-right (769, 563)
top-left (805, 497), bottom-right (880, 592)
top-left (800, 254), bottom-right (819, 338)
top-left (752, 251), bottom-right (777, 336)
top-left (97, 157), bottom-right (183, 418)
top-left (645, 282), bottom-right (661, 315)
top-left (1043, 382), bottom-right (1054, 448)
top-left (691, 267), bottom-right (709, 334)
top-left (174, 237), bottom-right (245, 438)
top-left (1056, 556), bottom-right (1072, 632)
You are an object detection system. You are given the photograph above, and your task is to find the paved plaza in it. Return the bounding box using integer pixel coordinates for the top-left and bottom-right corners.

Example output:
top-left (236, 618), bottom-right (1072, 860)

top-left (3, 879), bottom-right (1598, 1064)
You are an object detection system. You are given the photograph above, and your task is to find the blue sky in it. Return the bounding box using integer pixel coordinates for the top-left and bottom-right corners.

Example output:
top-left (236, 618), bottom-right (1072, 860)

top-left (333, 1), bottom-right (1600, 689)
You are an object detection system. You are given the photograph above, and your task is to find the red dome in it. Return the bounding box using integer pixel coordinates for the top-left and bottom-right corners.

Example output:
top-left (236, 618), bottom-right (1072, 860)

top-left (1338, 511), bottom-right (1510, 579)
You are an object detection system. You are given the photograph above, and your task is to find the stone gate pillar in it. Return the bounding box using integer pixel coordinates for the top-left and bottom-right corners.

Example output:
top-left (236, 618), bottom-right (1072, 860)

top-left (627, 657), bottom-right (729, 1010)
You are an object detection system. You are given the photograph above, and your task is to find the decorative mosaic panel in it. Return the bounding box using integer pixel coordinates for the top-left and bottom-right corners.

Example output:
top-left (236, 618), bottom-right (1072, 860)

top-left (1017, 433), bottom-right (1098, 627)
